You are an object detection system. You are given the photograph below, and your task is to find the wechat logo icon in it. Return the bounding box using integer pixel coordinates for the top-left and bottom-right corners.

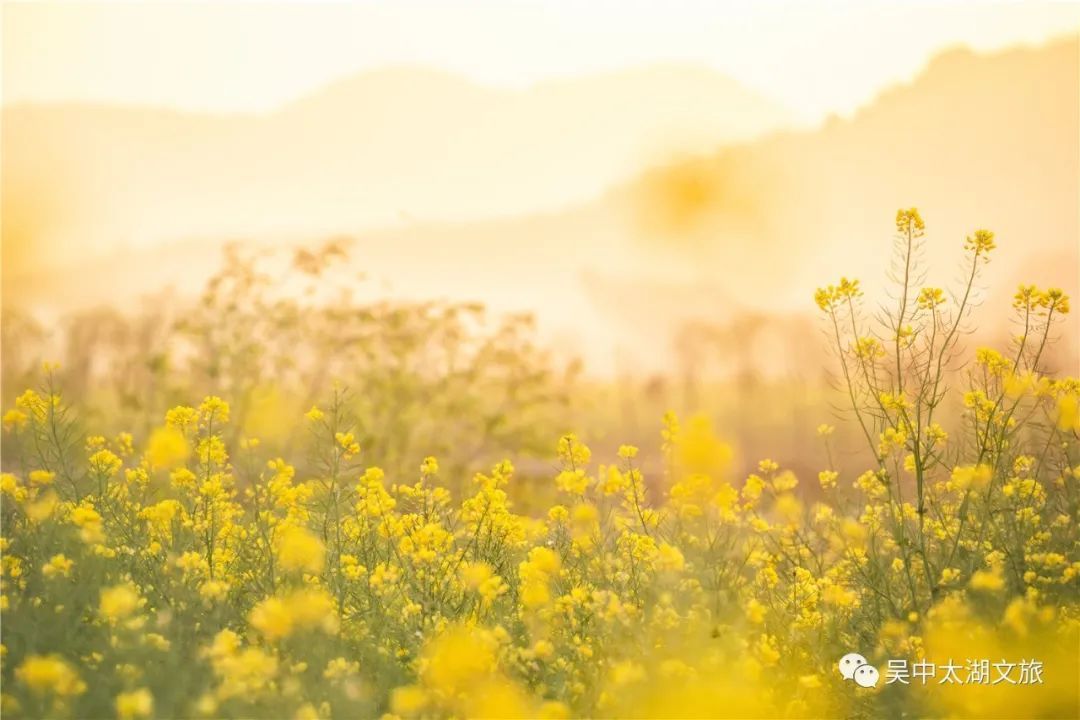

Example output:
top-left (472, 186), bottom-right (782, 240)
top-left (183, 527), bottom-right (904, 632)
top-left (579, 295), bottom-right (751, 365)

top-left (838, 652), bottom-right (879, 688)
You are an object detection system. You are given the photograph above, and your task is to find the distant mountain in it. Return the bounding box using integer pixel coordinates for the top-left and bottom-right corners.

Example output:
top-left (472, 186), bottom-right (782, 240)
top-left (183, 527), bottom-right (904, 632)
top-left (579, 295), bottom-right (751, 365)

top-left (324, 37), bottom-right (1080, 374)
top-left (1, 64), bottom-right (791, 276)
top-left (601, 37), bottom-right (1080, 318)
top-left (5, 39), bottom-right (1077, 376)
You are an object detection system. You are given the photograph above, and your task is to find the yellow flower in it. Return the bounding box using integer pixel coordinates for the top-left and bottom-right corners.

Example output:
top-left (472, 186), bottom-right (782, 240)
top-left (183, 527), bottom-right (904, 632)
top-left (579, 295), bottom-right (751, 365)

top-left (249, 588), bottom-right (338, 641)
top-left (755, 634), bottom-right (781, 666)
top-left (532, 640), bottom-right (555, 659)
top-left (772, 470), bottom-right (798, 492)
top-left (206, 641), bottom-right (278, 701)
top-left (1057, 392), bottom-right (1080, 432)
top-left (950, 464), bottom-right (991, 492)
top-left (323, 657), bottom-right (360, 680)
top-left (1013, 284), bottom-right (1040, 311)
top-left (814, 277), bottom-right (862, 312)
top-left (741, 474), bottom-right (764, 503)
top-left (199, 580), bottom-right (230, 602)
top-left (917, 287), bottom-right (945, 310)
top-left (925, 423), bottom-right (948, 446)
top-left (28, 470), bottom-right (56, 487)
top-left (0, 473), bottom-right (26, 503)
top-left (42, 554), bottom-right (74, 579)
top-left (334, 431), bottom-right (360, 458)
top-left (896, 207), bottom-right (925, 235)
top-left (100, 583), bottom-right (142, 622)
top-left (356, 467), bottom-right (395, 516)
top-left (420, 456), bottom-right (439, 476)
top-left (16, 655), bottom-right (86, 696)
top-left (656, 542), bottom-right (685, 573)
top-left (293, 703), bottom-right (321, 720)
top-left (114, 432), bottom-right (135, 457)
top-left (527, 547), bottom-right (561, 575)
top-left (198, 396), bottom-right (230, 425)
top-left (964, 228), bottom-right (995, 256)
top-left (15, 390), bottom-right (51, 422)
top-left (877, 427), bottom-right (907, 455)
top-left (165, 405), bottom-right (197, 430)
top-left (854, 470), bottom-right (886, 499)
top-left (745, 598), bottom-right (766, 624)
top-left (169, 467), bottom-right (197, 492)
top-left (976, 347), bottom-right (1013, 374)
top-left (146, 426), bottom-right (189, 469)
top-left (89, 449), bottom-right (122, 478)
top-left (519, 547), bottom-right (560, 610)
top-left (2, 409), bottom-right (28, 431)
top-left (145, 633), bottom-right (171, 651)
top-left (459, 561), bottom-right (508, 605)
top-left (555, 469), bottom-right (589, 495)
top-left (557, 433), bottom-right (591, 467)
top-left (421, 625), bottom-right (498, 697)
top-left (570, 501), bottom-right (598, 531)
top-left (841, 518), bottom-right (868, 547)
top-left (774, 493), bottom-right (802, 524)
top-left (535, 700), bottom-right (574, 720)
top-left (969, 566), bottom-right (1005, 592)
top-left (390, 685), bottom-right (429, 716)
top-left (1039, 287), bottom-right (1070, 314)
top-left (116, 688), bottom-right (154, 719)
top-left (70, 501), bottom-right (105, 544)
top-left (275, 525), bottom-right (325, 574)
top-left (1004, 370), bottom-right (1036, 398)
top-left (249, 597), bottom-right (293, 640)
top-left (937, 569), bottom-right (963, 587)
top-left (822, 583), bottom-right (859, 608)
top-left (25, 491), bottom-right (60, 523)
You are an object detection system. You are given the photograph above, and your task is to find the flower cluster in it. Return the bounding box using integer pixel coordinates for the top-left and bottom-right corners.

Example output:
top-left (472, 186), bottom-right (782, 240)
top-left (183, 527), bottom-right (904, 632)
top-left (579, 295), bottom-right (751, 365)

top-left (1, 210), bottom-right (1077, 719)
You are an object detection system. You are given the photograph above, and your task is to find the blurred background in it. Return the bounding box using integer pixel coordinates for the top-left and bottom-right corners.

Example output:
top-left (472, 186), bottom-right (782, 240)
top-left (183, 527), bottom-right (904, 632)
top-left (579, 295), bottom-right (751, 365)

top-left (3, 1), bottom-right (1078, 487)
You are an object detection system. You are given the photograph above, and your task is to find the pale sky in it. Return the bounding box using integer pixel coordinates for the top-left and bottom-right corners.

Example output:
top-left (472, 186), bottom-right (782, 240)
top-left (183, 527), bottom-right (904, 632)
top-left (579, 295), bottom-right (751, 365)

top-left (3, 1), bottom-right (1079, 123)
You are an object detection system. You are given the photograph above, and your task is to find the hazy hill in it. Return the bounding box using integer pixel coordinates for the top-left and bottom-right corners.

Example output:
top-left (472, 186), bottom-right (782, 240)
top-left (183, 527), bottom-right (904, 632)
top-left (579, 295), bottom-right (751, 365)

top-left (1, 64), bottom-right (791, 276)
top-left (315, 37), bottom-right (1080, 374)
top-left (589, 37), bottom-right (1079, 305)
top-left (5, 39), bottom-right (1077, 376)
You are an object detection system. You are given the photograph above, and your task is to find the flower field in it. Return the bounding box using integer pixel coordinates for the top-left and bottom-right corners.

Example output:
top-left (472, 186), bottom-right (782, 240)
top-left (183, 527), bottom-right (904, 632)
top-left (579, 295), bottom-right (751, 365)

top-left (2, 210), bottom-right (1079, 719)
